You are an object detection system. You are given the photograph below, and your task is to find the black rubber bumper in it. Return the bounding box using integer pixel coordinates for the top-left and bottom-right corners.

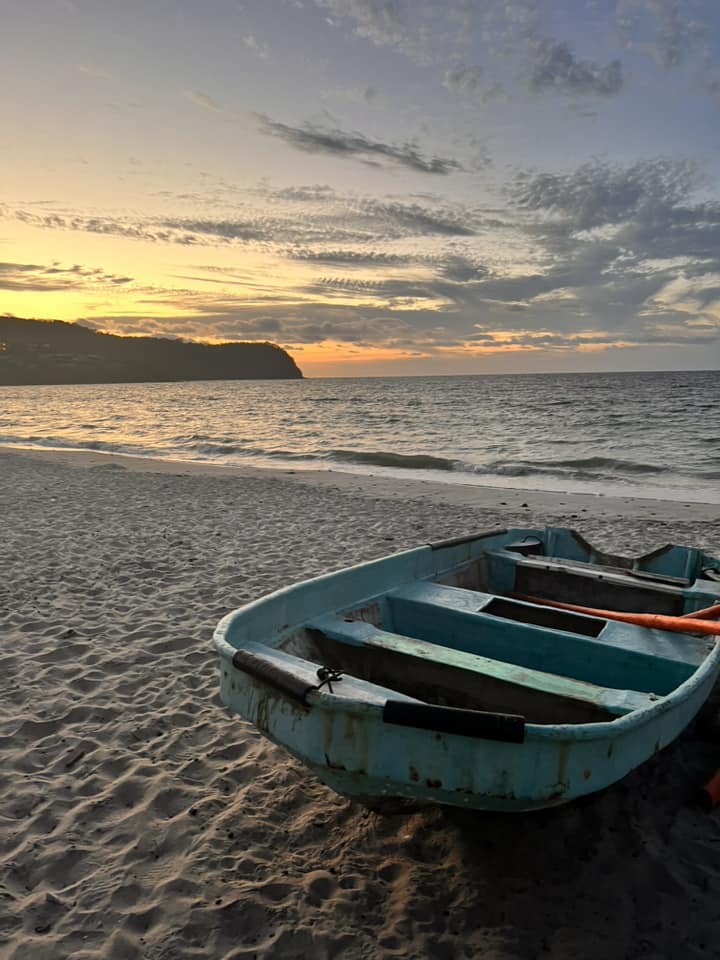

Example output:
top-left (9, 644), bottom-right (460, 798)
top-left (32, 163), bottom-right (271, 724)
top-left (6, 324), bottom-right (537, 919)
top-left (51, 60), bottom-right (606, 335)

top-left (383, 700), bottom-right (525, 743)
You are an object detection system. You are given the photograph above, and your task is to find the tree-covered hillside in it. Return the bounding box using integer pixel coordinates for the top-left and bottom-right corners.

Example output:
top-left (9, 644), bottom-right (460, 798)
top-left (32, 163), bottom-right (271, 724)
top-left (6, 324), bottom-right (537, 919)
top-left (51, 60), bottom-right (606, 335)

top-left (0, 316), bottom-right (303, 384)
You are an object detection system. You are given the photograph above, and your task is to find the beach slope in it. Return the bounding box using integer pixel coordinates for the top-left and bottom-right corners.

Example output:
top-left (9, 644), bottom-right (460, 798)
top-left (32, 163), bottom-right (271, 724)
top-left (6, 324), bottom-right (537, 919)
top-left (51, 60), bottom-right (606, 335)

top-left (1, 447), bottom-right (719, 960)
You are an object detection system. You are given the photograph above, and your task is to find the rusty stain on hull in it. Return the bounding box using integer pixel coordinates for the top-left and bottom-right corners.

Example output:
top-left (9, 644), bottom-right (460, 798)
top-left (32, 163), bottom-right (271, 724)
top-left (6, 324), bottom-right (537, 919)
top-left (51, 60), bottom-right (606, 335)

top-left (256, 693), bottom-right (270, 734)
top-left (324, 752), bottom-right (348, 772)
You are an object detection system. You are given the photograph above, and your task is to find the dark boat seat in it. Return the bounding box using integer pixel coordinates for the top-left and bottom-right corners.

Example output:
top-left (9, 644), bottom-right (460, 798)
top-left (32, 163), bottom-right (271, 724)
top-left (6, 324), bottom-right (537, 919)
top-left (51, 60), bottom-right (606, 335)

top-left (484, 549), bottom-right (689, 616)
top-left (306, 615), bottom-right (657, 725)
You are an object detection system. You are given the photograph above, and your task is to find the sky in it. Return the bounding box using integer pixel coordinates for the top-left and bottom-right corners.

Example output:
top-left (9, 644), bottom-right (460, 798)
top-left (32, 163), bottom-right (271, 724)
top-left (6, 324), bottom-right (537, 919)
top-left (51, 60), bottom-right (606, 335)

top-left (3, 0), bottom-right (720, 377)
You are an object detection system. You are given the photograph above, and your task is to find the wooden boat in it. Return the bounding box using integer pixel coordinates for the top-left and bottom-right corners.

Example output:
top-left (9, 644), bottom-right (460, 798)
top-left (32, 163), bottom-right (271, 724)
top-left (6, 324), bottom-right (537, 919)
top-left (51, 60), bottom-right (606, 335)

top-left (213, 527), bottom-right (720, 812)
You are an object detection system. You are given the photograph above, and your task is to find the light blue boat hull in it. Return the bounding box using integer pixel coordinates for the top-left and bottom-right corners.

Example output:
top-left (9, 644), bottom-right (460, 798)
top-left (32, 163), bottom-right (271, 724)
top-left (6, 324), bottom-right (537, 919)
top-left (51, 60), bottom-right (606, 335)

top-left (214, 528), bottom-right (720, 812)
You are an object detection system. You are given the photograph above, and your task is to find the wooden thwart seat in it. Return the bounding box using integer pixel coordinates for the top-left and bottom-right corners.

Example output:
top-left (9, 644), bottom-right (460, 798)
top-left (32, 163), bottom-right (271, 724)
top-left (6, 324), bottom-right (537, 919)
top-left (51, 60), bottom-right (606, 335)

top-left (307, 616), bottom-right (657, 725)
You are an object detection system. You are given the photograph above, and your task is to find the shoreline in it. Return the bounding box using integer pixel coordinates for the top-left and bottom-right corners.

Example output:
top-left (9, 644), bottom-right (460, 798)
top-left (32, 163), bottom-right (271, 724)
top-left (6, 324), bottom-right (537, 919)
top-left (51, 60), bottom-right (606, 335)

top-left (4, 443), bottom-right (719, 527)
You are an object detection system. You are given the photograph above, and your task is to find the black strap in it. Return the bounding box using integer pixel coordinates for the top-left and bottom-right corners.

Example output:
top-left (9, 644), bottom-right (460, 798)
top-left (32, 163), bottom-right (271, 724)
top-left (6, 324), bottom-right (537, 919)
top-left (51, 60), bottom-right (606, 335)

top-left (232, 650), bottom-right (315, 704)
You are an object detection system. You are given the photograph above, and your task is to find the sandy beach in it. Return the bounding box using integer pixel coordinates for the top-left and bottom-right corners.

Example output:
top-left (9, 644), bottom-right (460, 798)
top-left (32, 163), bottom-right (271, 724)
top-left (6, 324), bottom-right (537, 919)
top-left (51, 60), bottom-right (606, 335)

top-left (1, 445), bottom-right (719, 960)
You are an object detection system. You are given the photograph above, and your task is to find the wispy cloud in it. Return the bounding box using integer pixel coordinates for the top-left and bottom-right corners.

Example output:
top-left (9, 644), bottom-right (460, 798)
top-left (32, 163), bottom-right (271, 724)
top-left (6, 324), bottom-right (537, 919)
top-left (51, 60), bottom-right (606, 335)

top-left (256, 114), bottom-right (464, 174)
top-left (511, 157), bottom-right (698, 229)
top-left (323, 85), bottom-right (379, 105)
top-left (0, 260), bottom-right (132, 292)
top-left (443, 64), bottom-right (485, 97)
top-left (3, 189), bottom-right (479, 248)
top-left (316, 1), bottom-right (631, 103)
top-left (272, 185), bottom-right (338, 202)
top-left (495, 156), bottom-right (720, 338)
top-left (616, 0), bottom-right (705, 70)
top-left (316, 0), bottom-right (425, 61)
top-left (243, 34), bottom-right (270, 59)
top-left (361, 199), bottom-right (476, 235)
top-left (289, 248), bottom-right (417, 265)
top-left (11, 208), bottom-right (170, 243)
top-left (531, 40), bottom-right (624, 97)
top-left (160, 217), bottom-right (266, 242)
top-left (76, 63), bottom-right (111, 80)
top-left (5, 147), bottom-right (719, 357)
top-left (184, 90), bottom-right (223, 112)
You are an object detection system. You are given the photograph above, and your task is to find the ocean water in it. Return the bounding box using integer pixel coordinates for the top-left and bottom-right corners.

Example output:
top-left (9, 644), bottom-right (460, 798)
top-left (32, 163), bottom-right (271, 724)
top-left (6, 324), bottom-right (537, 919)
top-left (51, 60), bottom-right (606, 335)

top-left (0, 370), bottom-right (718, 503)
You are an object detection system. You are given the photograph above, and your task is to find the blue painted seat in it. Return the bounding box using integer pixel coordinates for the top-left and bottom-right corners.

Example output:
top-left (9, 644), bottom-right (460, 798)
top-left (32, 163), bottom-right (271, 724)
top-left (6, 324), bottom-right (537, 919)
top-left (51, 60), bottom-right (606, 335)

top-left (384, 581), bottom-right (709, 695)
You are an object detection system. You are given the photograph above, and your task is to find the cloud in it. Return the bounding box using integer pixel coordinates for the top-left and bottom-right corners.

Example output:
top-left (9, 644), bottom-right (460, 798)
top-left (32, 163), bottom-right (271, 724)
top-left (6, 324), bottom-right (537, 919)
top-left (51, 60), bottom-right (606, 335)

top-left (313, 0), bottom-right (535, 66)
top-left (316, 0), bottom-right (419, 58)
top-left (184, 90), bottom-right (223, 112)
top-left (160, 218), bottom-right (267, 242)
top-left (63, 186), bottom-right (719, 358)
top-left (233, 315), bottom-right (282, 336)
top-left (704, 67), bottom-right (720, 106)
top-left (437, 254), bottom-right (490, 282)
top-left (272, 185), bottom-right (338, 202)
top-left (156, 196), bottom-right (477, 246)
top-left (323, 85), bottom-right (379, 105)
top-left (5, 206), bottom-right (278, 247)
top-left (289, 248), bottom-right (416, 265)
top-left (0, 261), bottom-right (132, 292)
top-left (83, 295), bottom-right (718, 356)
top-left (312, 1), bottom-right (717, 119)
top-left (531, 40), bottom-right (624, 96)
top-left (3, 189), bottom-right (479, 249)
top-left (11, 208), bottom-right (177, 243)
top-left (492, 155), bottom-right (720, 343)
top-left (443, 64), bottom-right (485, 97)
top-left (243, 35), bottom-right (270, 59)
top-left (511, 157), bottom-right (697, 230)
top-left (360, 199), bottom-right (475, 235)
top-left (256, 114), bottom-right (463, 174)
top-left (76, 63), bottom-right (111, 80)
top-left (465, 327), bottom-right (718, 351)
top-left (6, 145), bottom-right (719, 359)
top-left (616, 0), bottom-right (705, 70)
top-left (316, 0), bottom-right (631, 105)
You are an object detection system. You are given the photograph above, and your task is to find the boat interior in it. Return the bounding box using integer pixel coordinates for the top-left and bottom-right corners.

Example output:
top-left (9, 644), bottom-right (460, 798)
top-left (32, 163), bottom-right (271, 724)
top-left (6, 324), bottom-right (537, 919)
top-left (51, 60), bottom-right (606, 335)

top-left (278, 531), bottom-right (718, 726)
